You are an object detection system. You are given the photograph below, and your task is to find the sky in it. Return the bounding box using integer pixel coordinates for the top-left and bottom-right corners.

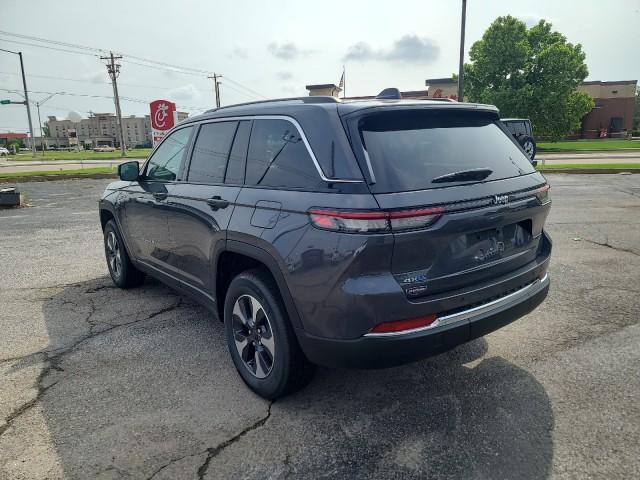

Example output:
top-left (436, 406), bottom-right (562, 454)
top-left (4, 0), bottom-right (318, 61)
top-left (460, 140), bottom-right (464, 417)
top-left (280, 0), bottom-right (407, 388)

top-left (1, 0), bottom-right (639, 136)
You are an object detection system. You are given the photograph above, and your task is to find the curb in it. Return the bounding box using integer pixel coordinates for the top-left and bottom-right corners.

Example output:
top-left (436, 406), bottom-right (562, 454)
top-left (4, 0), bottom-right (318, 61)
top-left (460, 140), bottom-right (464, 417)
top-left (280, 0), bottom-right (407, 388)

top-left (538, 168), bottom-right (640, 174)
top-left (0, 173), bottom-right (117, 183)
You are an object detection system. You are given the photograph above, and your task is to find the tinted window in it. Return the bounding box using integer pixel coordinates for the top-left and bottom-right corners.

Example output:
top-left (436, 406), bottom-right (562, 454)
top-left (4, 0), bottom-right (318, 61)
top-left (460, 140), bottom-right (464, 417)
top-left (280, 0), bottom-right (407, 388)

top-left (505, 121), bottom-right (527, 136)
top-left (145, 126), bottom-right (193, 181)
top-left (358, 110), bottom-right (535, 193)
top-left (225, 121), bottom-right (250, 184)
top-left (187, 121), bottom-right (237, 184)
top-left (246, 119), bottom-right (323, 189)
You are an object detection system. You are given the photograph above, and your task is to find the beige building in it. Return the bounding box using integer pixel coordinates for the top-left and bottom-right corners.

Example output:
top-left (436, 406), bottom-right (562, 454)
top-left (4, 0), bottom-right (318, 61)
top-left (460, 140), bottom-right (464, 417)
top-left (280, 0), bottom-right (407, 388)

top-left (45, 111), bottom-right (189, 148)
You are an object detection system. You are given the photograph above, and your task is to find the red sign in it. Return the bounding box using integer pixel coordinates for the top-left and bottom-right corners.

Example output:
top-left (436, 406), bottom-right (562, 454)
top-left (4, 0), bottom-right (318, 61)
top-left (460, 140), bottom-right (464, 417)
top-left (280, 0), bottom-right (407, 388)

top-left (150, 99), bottom-right (176, 130)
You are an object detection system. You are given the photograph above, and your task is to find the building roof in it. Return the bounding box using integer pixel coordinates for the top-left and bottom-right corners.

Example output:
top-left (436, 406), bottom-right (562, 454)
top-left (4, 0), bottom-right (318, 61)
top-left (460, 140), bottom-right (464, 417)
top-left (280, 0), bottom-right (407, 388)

top-left (305, 84), bottom-right (339, 90)
top-left (0, 132), bottom-right (28, 139)
top-left (581, 80), bottom-right (637, 86)
top-left (425, 78), bottom-right (456, 85)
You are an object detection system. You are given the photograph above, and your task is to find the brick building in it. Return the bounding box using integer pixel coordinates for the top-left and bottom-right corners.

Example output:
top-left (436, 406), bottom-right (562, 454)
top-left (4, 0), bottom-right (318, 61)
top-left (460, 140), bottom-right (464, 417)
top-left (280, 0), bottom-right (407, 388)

top-left (577, 80), bottom-right (637, 138)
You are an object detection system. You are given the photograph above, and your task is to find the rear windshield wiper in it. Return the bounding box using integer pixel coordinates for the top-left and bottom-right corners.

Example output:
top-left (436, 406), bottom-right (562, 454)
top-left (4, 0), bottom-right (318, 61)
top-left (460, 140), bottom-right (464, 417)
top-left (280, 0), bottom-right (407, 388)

top-left (431, 168), bottom-right (493, 184)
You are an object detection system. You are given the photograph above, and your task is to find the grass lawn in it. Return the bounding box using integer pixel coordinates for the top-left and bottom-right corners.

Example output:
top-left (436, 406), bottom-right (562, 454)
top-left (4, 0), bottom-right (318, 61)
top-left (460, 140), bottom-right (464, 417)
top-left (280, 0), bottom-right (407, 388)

top-left (537, 163), bottom-right (640, 170)
top-left (0, 167), bottom-right (116, 179)
top-left (5, 149), bottom-right (151, 161)
top-left (537, 139), bottom-right (640, 152)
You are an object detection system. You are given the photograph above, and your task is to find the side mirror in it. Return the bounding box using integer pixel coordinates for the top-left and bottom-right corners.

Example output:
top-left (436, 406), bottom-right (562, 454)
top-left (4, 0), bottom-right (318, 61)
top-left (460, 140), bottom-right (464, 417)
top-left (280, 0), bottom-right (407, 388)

top-left (118, 161), bottom-right (139, 181)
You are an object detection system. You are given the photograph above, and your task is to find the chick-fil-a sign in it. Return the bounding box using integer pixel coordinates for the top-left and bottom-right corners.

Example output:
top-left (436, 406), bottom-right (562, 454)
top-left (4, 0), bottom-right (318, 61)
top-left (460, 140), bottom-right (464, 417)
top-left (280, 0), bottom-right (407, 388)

top-left (150, 100), bottom-right (177, 146)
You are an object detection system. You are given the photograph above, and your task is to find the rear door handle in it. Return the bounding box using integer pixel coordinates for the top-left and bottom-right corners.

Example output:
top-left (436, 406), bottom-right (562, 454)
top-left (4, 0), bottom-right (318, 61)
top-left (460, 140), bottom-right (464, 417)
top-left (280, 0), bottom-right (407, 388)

top-left (206, 196), bottom-right (230, 210)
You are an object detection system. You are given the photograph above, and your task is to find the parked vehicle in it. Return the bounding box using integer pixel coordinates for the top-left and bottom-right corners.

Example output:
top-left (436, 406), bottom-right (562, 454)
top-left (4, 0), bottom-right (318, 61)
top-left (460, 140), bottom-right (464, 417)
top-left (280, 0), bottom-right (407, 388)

top-left (94, 145), bottom-right (116, 152)
top-left (502, 118), bottom-right (537, 162)
top-left (0, 147), bottom-right (9, 156)
top-left (99, 91), bottom-right (552, 399)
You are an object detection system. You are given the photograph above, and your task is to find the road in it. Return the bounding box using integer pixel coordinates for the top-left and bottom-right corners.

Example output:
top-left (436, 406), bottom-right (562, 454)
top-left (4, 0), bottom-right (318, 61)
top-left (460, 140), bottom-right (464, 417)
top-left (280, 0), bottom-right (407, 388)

top-left (1, 151), bottom-right (640, 175)
top-left (537, 150), bottom-right (640, 164)
top-left (1, 175), bottom-right (639, 479)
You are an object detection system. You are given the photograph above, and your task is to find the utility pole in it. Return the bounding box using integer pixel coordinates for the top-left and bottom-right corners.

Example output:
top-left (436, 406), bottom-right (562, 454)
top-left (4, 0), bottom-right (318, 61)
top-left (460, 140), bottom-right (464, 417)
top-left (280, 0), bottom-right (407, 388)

top-left (0, 48), bottom-right (36, 156)
top-left (101, 52), bottom-right (126, 157)
top-left (208, 74), bottom-right (222, 108)
top-left (18, 53), bottom-right (36, 156)
top-left (457, 0), bottom-right (467, 102)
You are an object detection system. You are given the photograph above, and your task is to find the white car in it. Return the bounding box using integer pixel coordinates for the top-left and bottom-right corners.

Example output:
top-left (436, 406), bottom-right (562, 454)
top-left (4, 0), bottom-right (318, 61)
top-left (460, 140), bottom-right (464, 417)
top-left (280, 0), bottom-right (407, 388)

top-left (94, 145), bottom-right (116, 152)
top-left (0, 147), bottom-right (10, 156)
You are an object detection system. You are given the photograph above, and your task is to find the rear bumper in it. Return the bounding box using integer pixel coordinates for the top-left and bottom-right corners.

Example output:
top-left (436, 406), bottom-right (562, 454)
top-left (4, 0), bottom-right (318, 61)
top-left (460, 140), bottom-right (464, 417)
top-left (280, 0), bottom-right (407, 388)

top-left (297, 274), bottom-right (549, 369)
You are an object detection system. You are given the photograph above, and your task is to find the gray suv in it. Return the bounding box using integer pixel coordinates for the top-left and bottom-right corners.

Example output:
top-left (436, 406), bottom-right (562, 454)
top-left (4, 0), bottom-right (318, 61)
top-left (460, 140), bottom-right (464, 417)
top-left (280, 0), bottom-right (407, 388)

top-left (99, 92), bottom-right (552, 399)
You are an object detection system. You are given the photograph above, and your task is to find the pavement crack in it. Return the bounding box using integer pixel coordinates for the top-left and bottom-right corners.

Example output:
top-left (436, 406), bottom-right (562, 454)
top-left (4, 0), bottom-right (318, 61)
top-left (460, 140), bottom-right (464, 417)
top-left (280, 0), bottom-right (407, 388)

top-left (0, 299), bottom-right (184, 440)
top-left (197, 401), bottom-right (273, 479)
top-left (0, 354), bottom-right (60, 439)
top-left (583, 238), bottom-right (639, 257)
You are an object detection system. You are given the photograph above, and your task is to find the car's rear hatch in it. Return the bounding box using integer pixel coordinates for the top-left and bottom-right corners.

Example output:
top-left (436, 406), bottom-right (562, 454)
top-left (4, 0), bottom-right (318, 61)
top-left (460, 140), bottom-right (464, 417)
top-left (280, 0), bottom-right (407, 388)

top-left (343, 104), bottom-right (551, 298)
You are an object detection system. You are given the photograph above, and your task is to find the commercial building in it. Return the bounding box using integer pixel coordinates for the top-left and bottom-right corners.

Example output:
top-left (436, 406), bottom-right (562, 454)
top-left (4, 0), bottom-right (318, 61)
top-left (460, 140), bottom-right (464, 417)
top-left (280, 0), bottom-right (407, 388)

top-left (423, 77), bottom-right (638, 138)
top-left (44, 111), bottom-right (188, 149)
top-left (306, 84), bottom-right (430, 101)
top-left (577, 80), bottom-right (637, 138)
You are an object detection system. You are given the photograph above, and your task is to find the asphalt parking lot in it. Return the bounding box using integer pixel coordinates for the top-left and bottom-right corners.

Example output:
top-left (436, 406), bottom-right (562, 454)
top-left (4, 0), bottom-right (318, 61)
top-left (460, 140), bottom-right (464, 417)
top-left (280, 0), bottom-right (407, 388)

top-left (1, 175), bottom-right (639, 479)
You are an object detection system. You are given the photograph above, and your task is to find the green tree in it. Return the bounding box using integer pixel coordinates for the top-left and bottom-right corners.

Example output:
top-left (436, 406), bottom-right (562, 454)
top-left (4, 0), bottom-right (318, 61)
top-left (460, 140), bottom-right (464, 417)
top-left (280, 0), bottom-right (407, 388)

top-left (464, 16), bottom-right (594, 140)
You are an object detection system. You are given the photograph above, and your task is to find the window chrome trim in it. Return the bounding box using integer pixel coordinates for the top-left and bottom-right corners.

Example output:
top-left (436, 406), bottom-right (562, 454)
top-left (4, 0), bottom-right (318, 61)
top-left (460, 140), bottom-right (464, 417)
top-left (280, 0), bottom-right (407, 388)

top-left (186, 115), bottom-right (364, 184)
top-left (364, 274), bottom-right (549, 338)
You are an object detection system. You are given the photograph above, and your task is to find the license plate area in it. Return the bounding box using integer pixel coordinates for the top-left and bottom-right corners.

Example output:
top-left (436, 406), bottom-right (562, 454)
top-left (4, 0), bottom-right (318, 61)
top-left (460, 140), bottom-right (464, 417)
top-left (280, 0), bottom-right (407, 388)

top-left (466, 220), bottom-right (533, 264)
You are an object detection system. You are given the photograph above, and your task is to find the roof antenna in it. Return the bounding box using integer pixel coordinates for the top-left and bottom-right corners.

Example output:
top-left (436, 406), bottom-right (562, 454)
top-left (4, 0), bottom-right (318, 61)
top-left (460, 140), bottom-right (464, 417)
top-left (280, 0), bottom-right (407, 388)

top-left (375, 88), bottom-right (402, 100)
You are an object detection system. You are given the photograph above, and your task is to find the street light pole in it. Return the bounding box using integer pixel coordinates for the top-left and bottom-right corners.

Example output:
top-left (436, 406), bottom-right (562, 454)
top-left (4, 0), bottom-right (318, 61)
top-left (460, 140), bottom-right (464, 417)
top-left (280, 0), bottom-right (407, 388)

top-left (35, 93), bottom-right (58, 156)
top-left (0, 48), bottom-right (36, 156)
top-left (458, 0), bottom-right (467, 102)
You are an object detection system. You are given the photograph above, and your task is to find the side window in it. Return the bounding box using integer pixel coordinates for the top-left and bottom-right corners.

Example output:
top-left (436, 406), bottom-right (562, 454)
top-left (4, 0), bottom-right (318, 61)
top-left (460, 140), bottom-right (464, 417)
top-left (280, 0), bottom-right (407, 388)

top-left (504, 122), bottom-right (517, 136)
top-left (515, 122), bottom-right (527, 136)
top-left (187, 121), bottom-right (237, 184)
top-left (225, 120), bottom-right (251, 185)
top-left (245, 119), bottom-right (323, 189)
top-left (145, 126), bottom-right (193, 181)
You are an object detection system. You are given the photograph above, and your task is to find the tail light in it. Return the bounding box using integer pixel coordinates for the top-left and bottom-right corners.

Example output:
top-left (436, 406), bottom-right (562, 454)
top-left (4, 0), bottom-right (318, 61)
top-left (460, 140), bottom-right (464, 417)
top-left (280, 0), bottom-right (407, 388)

top-left (309, 207), bottom-right (443, 233)
top-left (369, 314), bottom-right (438, 334)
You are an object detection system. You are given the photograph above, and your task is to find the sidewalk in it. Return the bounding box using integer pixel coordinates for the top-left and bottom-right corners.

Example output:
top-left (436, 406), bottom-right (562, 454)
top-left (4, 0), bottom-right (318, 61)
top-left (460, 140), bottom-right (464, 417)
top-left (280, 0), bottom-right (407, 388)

top-left (537, 151), bottom-right (640, 164)
top-left (0, 158), bottom-right (131, 174)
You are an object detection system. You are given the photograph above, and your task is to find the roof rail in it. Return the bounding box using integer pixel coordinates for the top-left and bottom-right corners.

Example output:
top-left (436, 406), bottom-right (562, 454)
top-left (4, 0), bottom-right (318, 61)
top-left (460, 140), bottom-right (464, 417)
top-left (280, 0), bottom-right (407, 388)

top-left (205, 96), bottom-right (339, 113)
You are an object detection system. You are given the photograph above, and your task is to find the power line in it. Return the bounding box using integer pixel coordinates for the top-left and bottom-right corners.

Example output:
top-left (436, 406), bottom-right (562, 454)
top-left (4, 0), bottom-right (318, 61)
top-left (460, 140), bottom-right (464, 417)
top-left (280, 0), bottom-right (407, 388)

top-left (0, 30), bottom-right (270, 99)
top-left (0, 37), bottom-right (99, 58)
top-left (0, 30), bottom-right (106, 53)
top-left (0, 88), bottom-right (208, 111)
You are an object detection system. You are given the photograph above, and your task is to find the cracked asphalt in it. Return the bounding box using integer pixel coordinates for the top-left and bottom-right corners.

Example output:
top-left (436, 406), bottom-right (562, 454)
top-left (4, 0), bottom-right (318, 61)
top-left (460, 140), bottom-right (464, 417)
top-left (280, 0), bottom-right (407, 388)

top-left (1, 175), bottom-right (639, 479)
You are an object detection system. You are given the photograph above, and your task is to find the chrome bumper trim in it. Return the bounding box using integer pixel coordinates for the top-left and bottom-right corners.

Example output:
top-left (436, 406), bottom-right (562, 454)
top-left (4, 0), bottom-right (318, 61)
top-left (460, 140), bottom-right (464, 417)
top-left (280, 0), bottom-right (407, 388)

top-left (365, 274), bottom-right (549, 338)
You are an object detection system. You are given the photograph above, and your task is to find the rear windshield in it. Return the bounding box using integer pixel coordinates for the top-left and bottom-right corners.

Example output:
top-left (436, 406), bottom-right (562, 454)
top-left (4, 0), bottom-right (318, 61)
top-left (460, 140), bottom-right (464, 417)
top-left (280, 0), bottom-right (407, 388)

top-left (357, 109), bottom-right (535, 193)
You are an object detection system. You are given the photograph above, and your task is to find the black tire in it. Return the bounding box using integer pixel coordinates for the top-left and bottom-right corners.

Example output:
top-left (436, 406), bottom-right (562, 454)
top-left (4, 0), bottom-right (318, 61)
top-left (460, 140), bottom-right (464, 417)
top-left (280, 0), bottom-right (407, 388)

top-left (519, 135), bottom-right (537, 161)
top-left (103, 219), bottom-right (145, 288)
top-left (224, 268), bottom-right (315, 399)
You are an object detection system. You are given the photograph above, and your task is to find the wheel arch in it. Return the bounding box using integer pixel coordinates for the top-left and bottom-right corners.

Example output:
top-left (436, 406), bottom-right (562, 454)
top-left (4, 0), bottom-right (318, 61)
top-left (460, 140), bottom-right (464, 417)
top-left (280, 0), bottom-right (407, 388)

top-left (216, 240), bottom-right (303, 330)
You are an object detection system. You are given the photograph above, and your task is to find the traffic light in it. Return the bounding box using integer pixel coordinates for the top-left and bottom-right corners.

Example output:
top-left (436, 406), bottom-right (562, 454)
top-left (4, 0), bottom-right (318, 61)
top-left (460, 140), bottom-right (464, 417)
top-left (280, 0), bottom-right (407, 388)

top-left (0, 100), bottom-right (11, 105)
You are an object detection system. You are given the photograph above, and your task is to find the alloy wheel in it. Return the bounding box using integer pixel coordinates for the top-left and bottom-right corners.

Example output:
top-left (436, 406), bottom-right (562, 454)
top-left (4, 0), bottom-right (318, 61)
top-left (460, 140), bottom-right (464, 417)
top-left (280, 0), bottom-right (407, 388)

top-left (523, 140), bottom-right (535, 159)
top-left (232, 294), bottom-right (275, 379)
top-left (106, 231), bottom-right (122, 279)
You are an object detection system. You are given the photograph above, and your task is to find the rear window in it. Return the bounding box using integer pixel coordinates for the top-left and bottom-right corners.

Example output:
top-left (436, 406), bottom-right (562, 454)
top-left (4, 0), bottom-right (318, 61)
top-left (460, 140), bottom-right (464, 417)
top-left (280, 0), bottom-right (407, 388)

top-left (357, 110), bottom-right (535, 193)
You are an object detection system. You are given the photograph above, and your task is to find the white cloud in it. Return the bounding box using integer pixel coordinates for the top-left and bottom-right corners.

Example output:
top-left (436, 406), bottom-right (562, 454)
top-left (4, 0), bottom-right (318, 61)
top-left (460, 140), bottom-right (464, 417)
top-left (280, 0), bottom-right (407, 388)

top-left (267, 42), bottom-right (313, 60)
top-left (276, 71), bottom-right (293, 81)
top-left (165, 84), bottom-right (201, 102)
top-left (344, 35), bottom-right (439, 64)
